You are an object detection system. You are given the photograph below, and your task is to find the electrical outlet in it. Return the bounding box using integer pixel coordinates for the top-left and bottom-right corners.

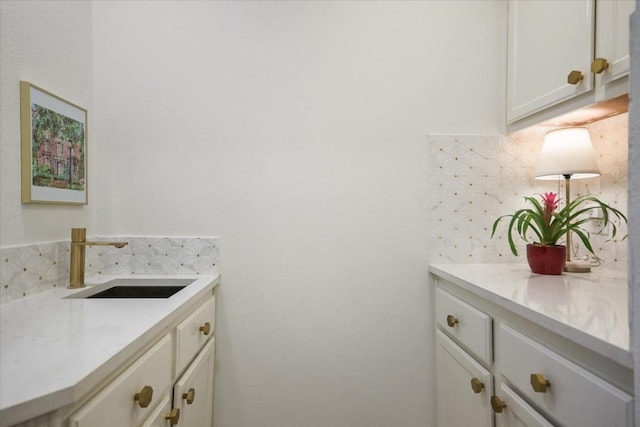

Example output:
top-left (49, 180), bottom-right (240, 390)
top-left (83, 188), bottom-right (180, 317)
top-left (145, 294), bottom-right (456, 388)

top-left (586, 206), bottom-right (608, 235)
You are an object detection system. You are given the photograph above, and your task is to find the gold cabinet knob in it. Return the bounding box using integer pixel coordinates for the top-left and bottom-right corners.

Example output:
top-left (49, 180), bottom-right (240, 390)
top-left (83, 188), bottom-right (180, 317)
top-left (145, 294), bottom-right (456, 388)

top-left (470, 377), bottom-right (485, 394)
top-left (182, 387), bottom-right (196, 404)
top-left (446, 314), bottom-right (459, 328)
top-left (133, 385), bottom-right (154, 408)
top-left (530, 373), bottom-right (551, 393)
top-left (591, 57), bottom-right (609, 74)
top-left (490, 395), bottom-right (507, 413)
top-left (164, 408), bottom-right (180, 425)
top-left (567, 70), bottom-right (584, 85)
top-left (199, 322), bottom-right (211, 336)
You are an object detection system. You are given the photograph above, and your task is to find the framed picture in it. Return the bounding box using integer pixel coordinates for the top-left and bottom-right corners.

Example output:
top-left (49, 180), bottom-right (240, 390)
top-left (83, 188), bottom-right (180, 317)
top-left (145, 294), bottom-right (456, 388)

top-left (20, 81), bottom-right (88, 205)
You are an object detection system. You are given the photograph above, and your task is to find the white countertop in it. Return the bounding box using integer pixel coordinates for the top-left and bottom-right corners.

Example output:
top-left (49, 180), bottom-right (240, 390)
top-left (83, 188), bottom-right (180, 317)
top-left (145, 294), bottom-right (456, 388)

top-left (429, 263), bottom-right (631, 369)
top-left (0, 274), bottom-right (219, 426)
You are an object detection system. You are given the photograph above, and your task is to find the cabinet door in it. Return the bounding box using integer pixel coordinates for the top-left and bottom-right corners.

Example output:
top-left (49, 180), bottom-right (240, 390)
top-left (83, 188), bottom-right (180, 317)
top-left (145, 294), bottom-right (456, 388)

top-left (436, 330), bottom-right (493, 427)
top-left (494, 382), bottom-right (554, 427)
top-left (595, 0), bottom-right (635, 86)
top-left (506, 0), bottom-right (594, 121)
top-left (173, 338), bottom-right (215, 427)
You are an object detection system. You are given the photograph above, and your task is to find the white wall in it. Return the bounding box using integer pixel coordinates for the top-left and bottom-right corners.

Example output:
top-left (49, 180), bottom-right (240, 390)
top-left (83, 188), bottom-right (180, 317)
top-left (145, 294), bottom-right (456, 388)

top-left (0, 1), bottom-right (94, 245)
top-left (92, 1), bottom-right (506, 426)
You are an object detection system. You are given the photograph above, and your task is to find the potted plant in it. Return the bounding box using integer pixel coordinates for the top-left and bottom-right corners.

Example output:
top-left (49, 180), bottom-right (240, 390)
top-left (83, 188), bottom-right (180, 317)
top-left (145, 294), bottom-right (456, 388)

top-left (491, 192), bottom-right (627, 274)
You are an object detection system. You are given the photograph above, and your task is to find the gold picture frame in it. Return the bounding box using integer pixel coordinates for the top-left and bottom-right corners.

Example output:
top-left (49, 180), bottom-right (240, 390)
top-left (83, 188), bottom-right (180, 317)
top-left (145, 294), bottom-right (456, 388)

top-left (20, 81), bottom-right (88, 205)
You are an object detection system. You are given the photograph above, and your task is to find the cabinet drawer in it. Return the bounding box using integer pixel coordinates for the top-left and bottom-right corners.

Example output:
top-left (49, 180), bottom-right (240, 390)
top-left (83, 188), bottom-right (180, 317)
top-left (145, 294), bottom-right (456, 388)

top-left (496, 323), bottom-right (633, 427)
top-left (69, 334), bottom-right (173, 427)
top-left (435, 286), bottom-right (492, 364)
top-left (176, 295), bottom-right (215, 375)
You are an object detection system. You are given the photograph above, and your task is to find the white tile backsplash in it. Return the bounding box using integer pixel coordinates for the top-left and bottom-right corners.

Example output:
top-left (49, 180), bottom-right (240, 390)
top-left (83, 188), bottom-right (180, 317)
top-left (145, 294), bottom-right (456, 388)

top-left (428, 114), bottom-right (629, 267)
top-left (1, 236), bottom-right (220, 303)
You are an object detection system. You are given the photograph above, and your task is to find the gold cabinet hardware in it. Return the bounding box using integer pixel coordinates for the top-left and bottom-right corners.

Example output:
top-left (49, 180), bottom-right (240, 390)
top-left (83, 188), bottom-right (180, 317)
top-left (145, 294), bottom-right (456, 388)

top-left (567, 70), bottom-right (584, 85)
top-left (164, 408), bottom-right (180, 425)
top-left (446, 315), bottom-right (459, 328)
top-left (182, 388), bottom-right (196, 404)
top-left (470, 378), bottom-right (484, 394)
top-left (530, 373), bottom-right (551, 393)
top-left (490, 395), bottom-right (507, 413)
top-left (199, 322), bottom-right (211, 336)
top-left (133, 385), bottom-right (154, 408)
top-left (591, 57), bottom-right (609, 74)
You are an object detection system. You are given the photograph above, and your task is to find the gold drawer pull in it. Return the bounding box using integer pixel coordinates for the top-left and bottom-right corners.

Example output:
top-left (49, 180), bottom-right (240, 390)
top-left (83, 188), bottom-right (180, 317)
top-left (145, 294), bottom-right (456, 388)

top-left (199, 322), bottom-right (211, 335)
top-left (490, 395), bottom-right (507, 413)
top-left (164, 408), bottom-right (180, 425)
top-left (470, 378), bottom-right (484, 394)
top-left (182, 387), bottom-right (196, 404)
top-left (133, 385), bottom-right (153, 408)
top-left (591, 57), bottom-right (609, 74)
top-left (567, 70), bottom-right (584, 85)
top-left (446, 315), bottom-right (459, 328)
top-left (530, 373), bottom-right (551, 393)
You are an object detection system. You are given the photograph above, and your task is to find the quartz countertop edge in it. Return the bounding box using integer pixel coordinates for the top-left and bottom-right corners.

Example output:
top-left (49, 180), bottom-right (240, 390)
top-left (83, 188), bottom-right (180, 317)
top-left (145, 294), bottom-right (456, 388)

top-left (429, 263), bottom-right (632, 369)
top-left (0, 274), bottom-right (219, 427)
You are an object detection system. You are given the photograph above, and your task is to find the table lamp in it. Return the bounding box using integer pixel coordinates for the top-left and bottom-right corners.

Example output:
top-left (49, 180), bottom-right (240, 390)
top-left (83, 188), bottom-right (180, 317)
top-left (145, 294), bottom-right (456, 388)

top-left (535, 127), bottom-right (600, 272)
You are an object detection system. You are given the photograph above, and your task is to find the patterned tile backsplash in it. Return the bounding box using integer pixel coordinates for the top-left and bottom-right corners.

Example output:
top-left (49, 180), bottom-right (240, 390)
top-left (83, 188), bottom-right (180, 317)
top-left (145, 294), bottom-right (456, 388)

top-left (1, 236), bottom-right (220, 303)
top-left (428, 113), bottom-right (629, 268)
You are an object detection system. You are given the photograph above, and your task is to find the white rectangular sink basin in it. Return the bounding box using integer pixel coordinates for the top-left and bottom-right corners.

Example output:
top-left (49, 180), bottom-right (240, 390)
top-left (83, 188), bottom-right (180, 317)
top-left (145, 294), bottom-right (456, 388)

top-left (65, 278), bottom-right (196, 299)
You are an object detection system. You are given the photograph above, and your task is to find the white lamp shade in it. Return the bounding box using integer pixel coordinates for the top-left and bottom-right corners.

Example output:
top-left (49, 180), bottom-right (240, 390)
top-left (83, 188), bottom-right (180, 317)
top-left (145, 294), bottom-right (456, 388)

top-left (535, 127), bottom-right (601, 180)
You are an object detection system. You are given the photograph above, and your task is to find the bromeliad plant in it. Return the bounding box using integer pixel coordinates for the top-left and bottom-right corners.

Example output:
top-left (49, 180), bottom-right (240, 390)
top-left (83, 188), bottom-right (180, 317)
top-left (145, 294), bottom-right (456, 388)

top-left (491, 192), bottom-right (627, 256)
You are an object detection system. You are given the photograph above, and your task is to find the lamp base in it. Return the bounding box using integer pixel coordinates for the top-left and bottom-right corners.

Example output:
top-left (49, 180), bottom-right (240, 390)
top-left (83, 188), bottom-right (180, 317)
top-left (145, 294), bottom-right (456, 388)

top-left (564, 260), bottom-right (591, 273)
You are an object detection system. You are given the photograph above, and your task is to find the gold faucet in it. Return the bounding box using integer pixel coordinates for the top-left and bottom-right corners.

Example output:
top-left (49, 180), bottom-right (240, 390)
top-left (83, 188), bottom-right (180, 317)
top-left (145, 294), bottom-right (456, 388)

top-left (69, 228), bottom-right (128, 289)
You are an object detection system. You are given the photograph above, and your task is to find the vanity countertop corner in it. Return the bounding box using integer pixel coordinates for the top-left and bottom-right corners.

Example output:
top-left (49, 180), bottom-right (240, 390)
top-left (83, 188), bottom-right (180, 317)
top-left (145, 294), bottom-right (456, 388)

top-left (0, 273), bottom-right (219, 426)
top-left (429, 263), bottom-right (631, 368)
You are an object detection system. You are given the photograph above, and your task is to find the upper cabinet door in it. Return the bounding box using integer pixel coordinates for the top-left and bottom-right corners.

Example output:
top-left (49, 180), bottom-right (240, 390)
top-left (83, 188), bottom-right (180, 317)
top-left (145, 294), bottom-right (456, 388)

top-left (594, 0), bottom-right (635, 87)
top-left (506, 0), bottom-right (594, 122)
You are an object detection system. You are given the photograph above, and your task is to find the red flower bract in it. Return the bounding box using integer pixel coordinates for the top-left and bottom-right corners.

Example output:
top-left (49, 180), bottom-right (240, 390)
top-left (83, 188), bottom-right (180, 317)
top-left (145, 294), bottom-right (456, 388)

top-left (541, 192), bottom-right (560, 226)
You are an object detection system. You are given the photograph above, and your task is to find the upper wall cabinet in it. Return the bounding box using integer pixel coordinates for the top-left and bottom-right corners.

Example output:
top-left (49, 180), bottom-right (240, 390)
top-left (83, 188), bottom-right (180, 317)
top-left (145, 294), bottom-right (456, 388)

top-left (506, 0), bottom-right (635, 131)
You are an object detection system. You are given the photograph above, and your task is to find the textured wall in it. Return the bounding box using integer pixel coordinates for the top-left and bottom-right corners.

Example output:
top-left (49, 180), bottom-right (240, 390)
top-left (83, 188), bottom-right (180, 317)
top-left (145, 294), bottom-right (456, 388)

top-left (428, 113), bottom-right (629, 268)
top-left (0, 1), bottom-right (95, 245)
top-left (91, 2), bottom-right (507, 426)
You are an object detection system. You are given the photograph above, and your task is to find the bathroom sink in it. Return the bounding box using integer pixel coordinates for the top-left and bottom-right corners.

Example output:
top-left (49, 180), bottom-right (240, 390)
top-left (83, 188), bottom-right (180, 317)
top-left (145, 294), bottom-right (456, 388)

top-left (65, 278), bottom-right (195, 299)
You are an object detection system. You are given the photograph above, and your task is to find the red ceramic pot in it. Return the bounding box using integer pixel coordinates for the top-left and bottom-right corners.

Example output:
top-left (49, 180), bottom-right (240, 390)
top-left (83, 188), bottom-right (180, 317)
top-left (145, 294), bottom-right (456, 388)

top-left (526, 244), bottom-right (566, 275)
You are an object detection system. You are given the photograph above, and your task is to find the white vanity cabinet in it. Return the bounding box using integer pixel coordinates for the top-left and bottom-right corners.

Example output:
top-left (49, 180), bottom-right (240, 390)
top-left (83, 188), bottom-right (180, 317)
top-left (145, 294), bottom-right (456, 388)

top-left (493, 382), bottom-right (553, 427)
top-left (436, 330), bottom-right (494, 427)
top-left (506, 0), bottom-right (634, 130)
top-left (68, 334), bottom-right (173, 427)
top-left (435, 287), bottom-right (494, 427)
top-left (432, 269), bottom-right (634, 427)
top-left (140, 395), bottom-right (173, 427)
top-left (172, 338), bottom-right (215, 427)
top-left (494, 324), bottom-right (633, 427)
top-left (63, 293), bottom-right (217, 427)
